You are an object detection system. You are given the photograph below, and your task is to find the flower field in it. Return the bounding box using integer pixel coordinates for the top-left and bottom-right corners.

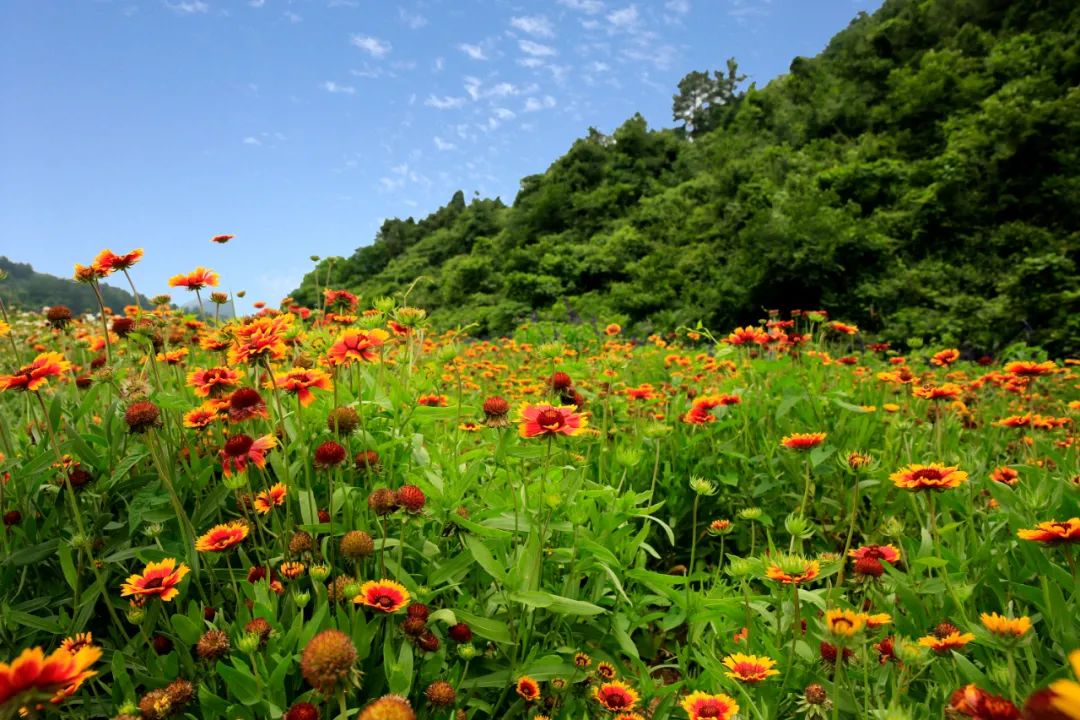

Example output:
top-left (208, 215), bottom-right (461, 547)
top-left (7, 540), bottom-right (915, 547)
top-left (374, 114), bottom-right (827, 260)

top-left (0, 252), bottom-right (1079, 720)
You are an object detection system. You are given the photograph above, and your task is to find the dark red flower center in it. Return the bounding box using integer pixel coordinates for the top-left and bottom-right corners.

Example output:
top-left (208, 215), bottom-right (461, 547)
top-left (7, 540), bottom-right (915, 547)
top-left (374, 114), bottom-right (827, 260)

top-left (224, 434), bottom-right (254, 456)
top-left (537, 409), bottom-right (564, 429)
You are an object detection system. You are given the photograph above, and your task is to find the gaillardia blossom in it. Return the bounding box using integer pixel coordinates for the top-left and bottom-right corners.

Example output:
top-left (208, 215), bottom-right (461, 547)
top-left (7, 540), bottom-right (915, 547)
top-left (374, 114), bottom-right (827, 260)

top-left (273, 368), bottom-right (333, 407)
top-left (1017, 518), bottom-right (1080, 545)
top-left (168, 267), bottom-right (219, 291)
top-left (722, 653), bottom-right (779, 683)
top-left (354, 580), bottom-right (411, 613)
top-left (781, 432), bottom-right (827, 450)
top-left (680, 691), bottom-right (739, 720)
top-left (0, 352), bottom-right (71, 392)
top-left (220, 434), bottom-right (277, 477)
top-left (0, 645), bottom-right (102, 708)
top-left (518, 404), bottom-right (588, 438)
top-left (326, 329), bottom-right (390, 365)
top-left (890, 463), bottom-right (968, 491)
top-left (120, 558), bottom-right (190, 603)
top-left (195, 521), bottom-right (250, 553)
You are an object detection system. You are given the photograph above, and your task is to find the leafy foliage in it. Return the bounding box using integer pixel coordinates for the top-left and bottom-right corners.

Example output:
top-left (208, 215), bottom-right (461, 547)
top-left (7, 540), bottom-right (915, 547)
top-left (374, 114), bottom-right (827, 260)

top-left (291, 0), bottom-right (1080, 355)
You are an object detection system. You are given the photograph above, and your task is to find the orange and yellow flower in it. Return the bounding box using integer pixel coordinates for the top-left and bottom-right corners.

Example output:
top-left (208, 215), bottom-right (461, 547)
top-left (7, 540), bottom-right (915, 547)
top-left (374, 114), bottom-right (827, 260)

top-left (515, 676), bottom-right (540, 702)
top-left (326, 329), bottom-right (390, 365)
top-left (195, 521), bottom-right (250, 553)
top-left (91, 248), bottom-right (143, 275)
top-left (1017, 518), bottom-right (1080, 545)
top-left (931, 349), bottom-right (960, 367)
top-left (273, 368), bottom-right (332, 407)
top-left (228, 315), bottom-right (293, 366)
top-left (721, 653), bottom-right (779, 683)
top-left (765, 558), bottom-right (820, 585)
top-left (725, 326), bottom-right (769, 346)
top-left (120, 558), bottom-right (190, 602)
top-left (593, 680), bottom-right (639, 712)
top-left (890, 463), bottom-right (968, 491)
top-left (58, 634), bottom-right (94, 655)
top-left (0, 645), bottom-right (101, 708)
top-left (980, 612), bottom-right (1031, 639)
top-left (1004, 360), bottom-right (1056, 377)
top-left (919, 631), bottom-right (975, 654)
top-left (825, 609), bottom-right (866, 638)
top-left (254, 483), bottom-right (288, 514)
top-left (1047, 650), bottom-right (1080, 719)
top-left (0, 352), bottom-right (71, 392)
top-left (518, 404), bottom-right (587, 438)
top-left (168, 267), bottom-right (219, 291)
top-left (354, 580), bottom-right (410, 613)
top-left (680, 691), bottom-right (739, 720)
top-left (220, 433), bottom-right (277, 477)
top-left (780, 432), bottom-right (827, 450)
top-left (187, 367), bottom-right (241, 397)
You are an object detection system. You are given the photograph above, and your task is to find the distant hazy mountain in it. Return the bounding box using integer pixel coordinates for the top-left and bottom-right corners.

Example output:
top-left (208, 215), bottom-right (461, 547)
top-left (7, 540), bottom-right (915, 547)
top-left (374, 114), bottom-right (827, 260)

top-left (0, 256), bottom-right (150, 314)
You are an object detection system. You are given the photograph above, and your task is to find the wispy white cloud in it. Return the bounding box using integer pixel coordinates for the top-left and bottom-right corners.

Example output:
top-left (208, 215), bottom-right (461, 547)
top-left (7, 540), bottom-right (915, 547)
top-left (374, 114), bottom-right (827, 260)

top-left (519, 39), bottom-right (557, 57)
top-left (425, 94), bottom-right (467, 109)
top-left (433, 57), bottom-right (444, 72)
top-left (523, 95), bottom-right (557, 112)
top-left (242, 136), bottom-right (261, 145)
top-left (322, 80), bottom-right (355, 94)
top-left (350, 34), bottom-right (392, 58)
top-left (165, 1), bottom-right (209, 14)
top-left (248, 0), bottom-right (265, 7)
top-left (510, 15), bottom-right (555, 38)
top-left (458, 43), bottom-right (488, 61)
top-left (666, 0), bottom-right (690, 14)
top-left (399, 7), bottom-right (428, 29)
top-left (433, 136), bottom-right (456, 151)
top-left (517, 57), bottom-right (544, 68)
top-left (558, 0), bottom-right (604, 13)
top-left (283, 11), bottom-right (301, 23)
top-left (727, 0), bottom-right (771, 18)
top-left (607, 5), bottom-right (639, 29)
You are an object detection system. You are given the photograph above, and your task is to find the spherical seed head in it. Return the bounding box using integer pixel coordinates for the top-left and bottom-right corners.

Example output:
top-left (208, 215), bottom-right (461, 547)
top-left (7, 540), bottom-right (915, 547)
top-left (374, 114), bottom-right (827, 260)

top-left (196, 629), bottom-right (231, 660)
top-left (448, 623), bottom-right (472, 643)
top-left (285, 702), bottom-right (321, 720)
top-left (327, 407), bottom-right (360, 435)
top-left (340, 530), bottom-right (375, 559)
top-left (3, 510), bottom-right (22, 526)
top-left (314, 440), bottom-right (347, 469)
top-left (46, 305), bottom-right (73, 328)
top-left (406, 603), bottom-right (430, 621)
top-left (112, 316), bottom-right (135, 337)
top-left (327, 575), bottom-right (356, 604)
top-left (125, 401), bottom-right (162, 433)
top-left (289, 530), bottom-right (315, 555)
top-left (805, 684), bottom-right (828, 705)
top-left (854, 556), bottom-right (884, 577)
top-left (934, 622), bottom-right (960, 639)
top-left (425, 680), bottom-right (457, 707)
top-left (396, 485), bottom-right (426, 513)
top-left (368, 488), bottom-right (398, 516)
top-left (355, 450), bottom-right (382, 473)
top-left (550, 372), bottom-right (573, 391)
top-left (416, 631), bottom-right (440, 653)
top-left (402, 617), bottom-right (427, 637)
top-left (139, 688), bottom-right (173, 720)
top-left (301, 629), bottom-right (358, 694)
top-left (357, 695), bottom-right (416, 720)
top-left (165, 679), bottom-right (195, 708)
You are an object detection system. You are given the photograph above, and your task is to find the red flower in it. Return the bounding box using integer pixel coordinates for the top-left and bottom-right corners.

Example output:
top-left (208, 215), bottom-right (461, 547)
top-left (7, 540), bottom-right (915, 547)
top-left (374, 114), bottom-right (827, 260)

top-left (518, 404), bottom-right (587, 438)
top-left (780, 432), bottom-right (827, 450)
top-left (273, 368), bottom-right (332, 407)
top-left (210, 234), bottom-right (234, 244)
top-left (120, 558), bottom-right (190, 603)
top-left (220, 434), bottom-right (277, 476)
top-left (948, 684), bottom-right (1020, 719)
top-left (0, 352), bottom-right (72, 392)
top-left (354, 580), bottom-right (410, 613)
top-left (254, 483), bottom-right (288, 514)
top-left (92, 248), bottom-right (144, 276)
top-left (326, 329), bottom-right (390, 365)
top-left (187, 367), bottom-right (241, 398)
top-left (195, 521), bottom-right (250, 553)
top-left (168, 267), bottom-right (219, 291)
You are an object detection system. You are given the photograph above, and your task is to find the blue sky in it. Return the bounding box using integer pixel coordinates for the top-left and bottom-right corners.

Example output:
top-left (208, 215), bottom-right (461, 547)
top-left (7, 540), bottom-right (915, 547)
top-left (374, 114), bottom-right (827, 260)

top-left (0, 0), bottom-right (880, 311)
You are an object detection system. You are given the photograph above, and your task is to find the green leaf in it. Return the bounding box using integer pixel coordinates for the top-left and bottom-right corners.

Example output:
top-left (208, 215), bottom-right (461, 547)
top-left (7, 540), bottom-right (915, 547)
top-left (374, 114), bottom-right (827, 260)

top-left (455, 610), bottom-right (512, 644)
top-left (171, 613), bottom-right (203, 645)
top-left (509, 590), bottom-right (606, 616)
top-left (216, 661), bottom-right (261, 706)
top-left (57, 542), bottom-right (78, 591)
top-left (463, 535), bottom-right (506, 583)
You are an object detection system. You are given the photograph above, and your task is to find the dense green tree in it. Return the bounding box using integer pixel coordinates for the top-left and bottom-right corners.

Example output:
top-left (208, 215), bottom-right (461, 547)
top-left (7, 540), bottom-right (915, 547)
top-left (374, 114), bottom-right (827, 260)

top-left (292, 0), bottom-right (1080, 354)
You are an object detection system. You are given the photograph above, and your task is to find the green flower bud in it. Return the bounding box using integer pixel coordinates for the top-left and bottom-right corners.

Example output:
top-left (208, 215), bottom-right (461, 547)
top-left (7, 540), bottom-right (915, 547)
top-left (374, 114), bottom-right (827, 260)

top-left (236, 632), bottom-right (261, 654)
top-left (309, 564), bottom-right (330, 583)
top-left (143, 523), bottom-right (164, 539)
top-left (738, 507), bottom-right (763, 521)
top-left (457, 643), bottom-right (477, 660)
top-left (538, 342), bottom-right (563, 360)
top-left (784, 513), bottom-right (814, 540)
top-left (223, 473), bottom-right (247, 491)
top-left (126, 605), bottom-right (145, 624)
top-left (689, 476), bottom-right (717, 496)
top-left (293, 591), bottom-right (311, 609)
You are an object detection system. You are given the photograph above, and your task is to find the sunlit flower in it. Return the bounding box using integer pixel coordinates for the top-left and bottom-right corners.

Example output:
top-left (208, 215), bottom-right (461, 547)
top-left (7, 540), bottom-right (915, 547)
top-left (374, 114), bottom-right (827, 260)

top-left (931, 349), bottom-right (960, 367)
top-left (825, 609), bottom-right (866, 638)
top-left (1017, 518), bottom-right (1080, 545)
top-left (912, 383), bottom-right (963, 401)
top-left (156, 348), bottom-right (188, 365)
top-left (680, 691), bottom-right (739, 720)
top-left (919, 630), bottom-right (975, 654)
top-left (721, 653), bottom-right (779, 683)
top-left (605, 323), bottom-right (621, 336)
top-left (187, 367), bottom-right (242, 398)
top-left (417, 394), bottom-right (448, 407)
top-left (593, 680), bottom-right (639, 712)
top-left (1045, 650), bottom-right (1080, 719)
top-left (195, 521), bottom-right (250, 553)
top-left (0, 645), bottom-right (101, 708)
top-left (273, 368), bottom-right (332, 407)
top-left (211, 234), bottom-right (234, 244)
top-left (0, 352), bottom-right (71, 392)
top-left (596, 661), bottom-right (617, 680)
top-left (980, 612), bottom-right (1031, 639)
top-left (254, 483), bottom-right (288, 514)
top-left (890, 463), bottom-right (968, 491)
top-left (91, 248), bottom-right (143, 276)
top-left (990, 467), bottom-right (1020, 486)
top-left (220, 433), bottom-right (277, 476)
top-left (781, 432), bottom-right (827, 450)
top-left (120, 558), bottom-right (190, 602)
top-left (169, 267), bottom-right (219, 291)
top-left (1004, 360), bottom-right (1056, 377)
top-left (326, 329), bottom-right (390, 365)
top-left (227, 387), bottom-right (268, 423)
top-left (518, 404), bottom-right (588, 438)
top-left (725, 326), bottom-right (769, 346)
top-left (228, 315), bottom-right (293, 365)
top-left (58, 634), bottom-right (94, 655)
top-left (354, 580), bottom-right (410, 613)
top-left (184, 400), bottom-right (226, 429)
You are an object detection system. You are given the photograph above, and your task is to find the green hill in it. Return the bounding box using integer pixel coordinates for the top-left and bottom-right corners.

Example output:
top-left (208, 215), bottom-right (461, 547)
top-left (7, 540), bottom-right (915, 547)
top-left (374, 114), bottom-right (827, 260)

top-left (292, 0), bottom-right (1080, 354)
top-left (0, 256), bottom-right (148, 314)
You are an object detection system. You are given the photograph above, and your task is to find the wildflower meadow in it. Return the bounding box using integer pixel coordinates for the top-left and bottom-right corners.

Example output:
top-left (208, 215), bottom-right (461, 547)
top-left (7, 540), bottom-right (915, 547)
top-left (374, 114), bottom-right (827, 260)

top-left (0, 249), bottom-right (1078, 720)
